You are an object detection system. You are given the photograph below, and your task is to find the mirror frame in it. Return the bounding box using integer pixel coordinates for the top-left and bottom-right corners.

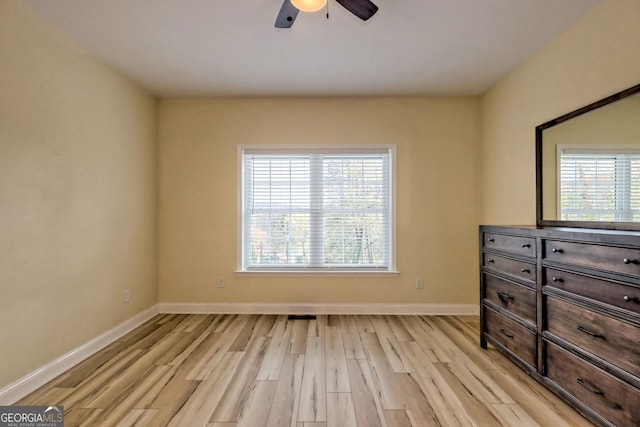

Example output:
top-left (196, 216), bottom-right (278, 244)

top-left (536, 83), bottom-right (640, 231)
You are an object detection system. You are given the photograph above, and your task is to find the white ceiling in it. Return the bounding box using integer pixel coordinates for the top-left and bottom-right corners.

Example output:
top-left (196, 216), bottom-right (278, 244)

top-left (19, 0), bottom-right (601, 97)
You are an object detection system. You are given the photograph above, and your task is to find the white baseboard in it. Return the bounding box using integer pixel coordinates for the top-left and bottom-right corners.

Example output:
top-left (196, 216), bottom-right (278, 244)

top-left (159, 302), bottom-right (479, 316)
top-left (0, 304), bottom-right (160, 405)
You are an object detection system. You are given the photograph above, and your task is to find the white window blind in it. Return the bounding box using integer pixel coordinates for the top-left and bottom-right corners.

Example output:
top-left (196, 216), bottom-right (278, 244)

top-left (559, 147), bottom-right (640, 222)
top-left (240, 146), bottom-right (395, 271)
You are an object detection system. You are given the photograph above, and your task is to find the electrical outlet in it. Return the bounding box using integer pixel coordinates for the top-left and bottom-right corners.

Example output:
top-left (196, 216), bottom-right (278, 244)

top-left (217, 277), bottom-right (225, 288)
top-left (123, 289), bottom-right (130, 303)
top-left (415, 278), bottom-right (424, 289)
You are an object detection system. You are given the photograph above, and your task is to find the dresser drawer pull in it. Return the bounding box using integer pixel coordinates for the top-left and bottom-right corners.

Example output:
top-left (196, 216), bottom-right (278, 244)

top-left (520, 268), bottom-right (530, 273)
top-left (487, 238), bottom-right (495, 243)
top-left (497, 292), bottom-right (514, 303)
top-left (576, 378), bottom-right (604, 396)
top-left (551, 248), bottom-right (563, 254)
top-left (551, 277), bottom-right (563, 283)
top-left (499, 329), bottom-right (514, 339)
top-left (623, 258), bottom-right (638, 265)
top-left (576, 325), bottom-right (605, 339)
top-left (521, 243), bottom-right (530, 248)
top-left (486, 259), bottom-right (495, 264)
top-left (623, 295), bottom-right (639, 303)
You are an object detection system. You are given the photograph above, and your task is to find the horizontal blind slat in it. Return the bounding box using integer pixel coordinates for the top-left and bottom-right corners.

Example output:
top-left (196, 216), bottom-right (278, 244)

top-left (560, 152), bottom-right (640, 221)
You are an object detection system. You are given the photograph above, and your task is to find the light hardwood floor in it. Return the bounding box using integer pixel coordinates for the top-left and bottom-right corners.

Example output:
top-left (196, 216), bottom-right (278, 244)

top-left (18, 314), bottom-right (594, 426)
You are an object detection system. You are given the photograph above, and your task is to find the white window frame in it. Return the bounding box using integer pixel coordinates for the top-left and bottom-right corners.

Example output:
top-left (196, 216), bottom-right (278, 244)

top-left (237, 144), bottom-right (397, 275)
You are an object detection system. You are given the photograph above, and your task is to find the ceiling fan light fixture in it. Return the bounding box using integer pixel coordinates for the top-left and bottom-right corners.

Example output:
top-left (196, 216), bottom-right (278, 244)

top-left (291, 0), bottom-right (327, 12)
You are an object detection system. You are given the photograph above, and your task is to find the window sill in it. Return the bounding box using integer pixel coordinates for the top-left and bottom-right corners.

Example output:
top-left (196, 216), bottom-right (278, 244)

top-left (235, 270), bottom-right (400, 277)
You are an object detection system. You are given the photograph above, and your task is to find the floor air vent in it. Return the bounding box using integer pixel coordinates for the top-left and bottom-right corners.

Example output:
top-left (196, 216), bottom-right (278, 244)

top-left (287, 314), bottom-right (317, 320)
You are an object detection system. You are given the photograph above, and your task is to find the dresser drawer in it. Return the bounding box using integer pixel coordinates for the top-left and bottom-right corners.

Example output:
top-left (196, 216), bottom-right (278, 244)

top-left (484, 274), bottom-right (536, 324)
top-left (546, 342), bottom-right (640, 427)
top-left (544, 240), bottom-right (640, 278)
top-left (545, 268), bottom-right (640, 315)
top-left (483, 253), bottom-right (536, 283)
top-left (546, 297), bottom-right (640, 378)
top-left (484, 306), bottom-right (536, 367)
top-left (484, 232), bottom-right (536, 257)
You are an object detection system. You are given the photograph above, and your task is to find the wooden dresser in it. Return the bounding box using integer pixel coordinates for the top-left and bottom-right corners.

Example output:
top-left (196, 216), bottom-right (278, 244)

top-left (480, 226), bottom-right (640, 427)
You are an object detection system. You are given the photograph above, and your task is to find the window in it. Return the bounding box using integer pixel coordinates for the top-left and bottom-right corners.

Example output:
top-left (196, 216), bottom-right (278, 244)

top-left (559, 146), bottom-right (640, 222)
top-left (239, 145), bottom-right (396, 272)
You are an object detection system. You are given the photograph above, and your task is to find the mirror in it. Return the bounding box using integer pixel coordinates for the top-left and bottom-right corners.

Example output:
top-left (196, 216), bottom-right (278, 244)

top-left (536, 83), bottom-right (640, 230)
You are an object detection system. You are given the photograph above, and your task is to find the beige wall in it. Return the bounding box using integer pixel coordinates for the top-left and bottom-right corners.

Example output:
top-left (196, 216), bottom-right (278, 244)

top-left (479, 0), bottom-right (640, 225)
top-left (0, 0), bottom-right (158, 388)
top-left (159, 97), bottom-right (479, 305)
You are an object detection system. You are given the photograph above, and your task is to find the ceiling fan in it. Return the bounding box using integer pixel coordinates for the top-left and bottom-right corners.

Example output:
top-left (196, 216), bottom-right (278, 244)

top-left (275, 0), bottom-right (378, 28)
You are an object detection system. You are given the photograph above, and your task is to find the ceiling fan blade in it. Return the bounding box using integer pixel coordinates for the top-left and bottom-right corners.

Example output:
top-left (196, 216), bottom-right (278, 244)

top-left (275, 0), bottom-right (299, 28)
top-left (335, 0), bottom-right (378, 21)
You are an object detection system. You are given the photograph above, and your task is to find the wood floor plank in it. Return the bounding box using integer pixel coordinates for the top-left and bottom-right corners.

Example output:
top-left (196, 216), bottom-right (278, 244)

top-left (125, 316), bottom-right (187, 351)
top-left (324, 326), bottom-right (350, 393)
top-left (66, 408), bottom-right (104, 427)
top-left (186, 318), bottom-right (247, 380)
top-left (164, 328), bottom-right (213, 367)
top-left (257, 317), bottom-right (293, 381)
top-left (115, 408), bottom-right (158, 427)
top-left (346, 359), bottom-right (387, 427)
top-left (236, 380), bottom-right (278, 427)
top-left (433, 362), bottom-right (504, 426)
top-left (360, 332), bottom-right (407, 410)
top-left (289, 319), bottom-right (309, 354)
top-left (430, 316), bottom-right (496, 371)
top-left (369, 315), bottom-right (414, 373)
top-left (353, 315), bottom-right (375, 334)
top-left (15, 386), bottom-right (75, 407)
top-left (326, 393), bottom-right (357, 427)
top-left (266, 354), bottom-right (304, 427)
top-left (383, 410), bottom-right (413, 427)
top-left (155, 314), bottom-right (180, 325)
top-left (245, 314), bottom-right (278, 350)
top-left (308, 315), bottom-right (327, 337)
top-left (84, 338), bottom-right (178, 410)
top-left (210, 314), bottom-right (239, 333)
top-left (327, 315), bottom-right (341, 327)
top-left (490, 403), bottom-right (541, 427)
top-left (210, 337), bottom-right (270, 423)
top-left (88, 365), bottom-right (174, 426)
top-left (400, 341), bottom-right (477, 427)
top-left (437, 356), bottom-right (515, 405)
top-left (298, 336), bottom-right (326, 422)
top-left (174, 314), bottom-right (210, 333)
top-left (412, 315), bottom-right (440, 332)
top-left (167, 352), bottom-right (244, 427)
top-left (136, 369), bottom-right (200, 426)
top-left (58, 349), bottom-right (146, 410)
top-left (427, 329), bottom-right (466, 362)
top-left (51, 339), bottom-right (142, 389)
top-left (400, 316), bottom-right (453, 363)
top-left (395, 373), bottom-right (442, 426)
top-left (266, 315), bottom-right (289, 337)
top-left (338, 316), bottom-right (366, 360)
top-left (228, 315), bottom-right (259, 351)
top-left (382, 316), bottom-right (415, 342)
